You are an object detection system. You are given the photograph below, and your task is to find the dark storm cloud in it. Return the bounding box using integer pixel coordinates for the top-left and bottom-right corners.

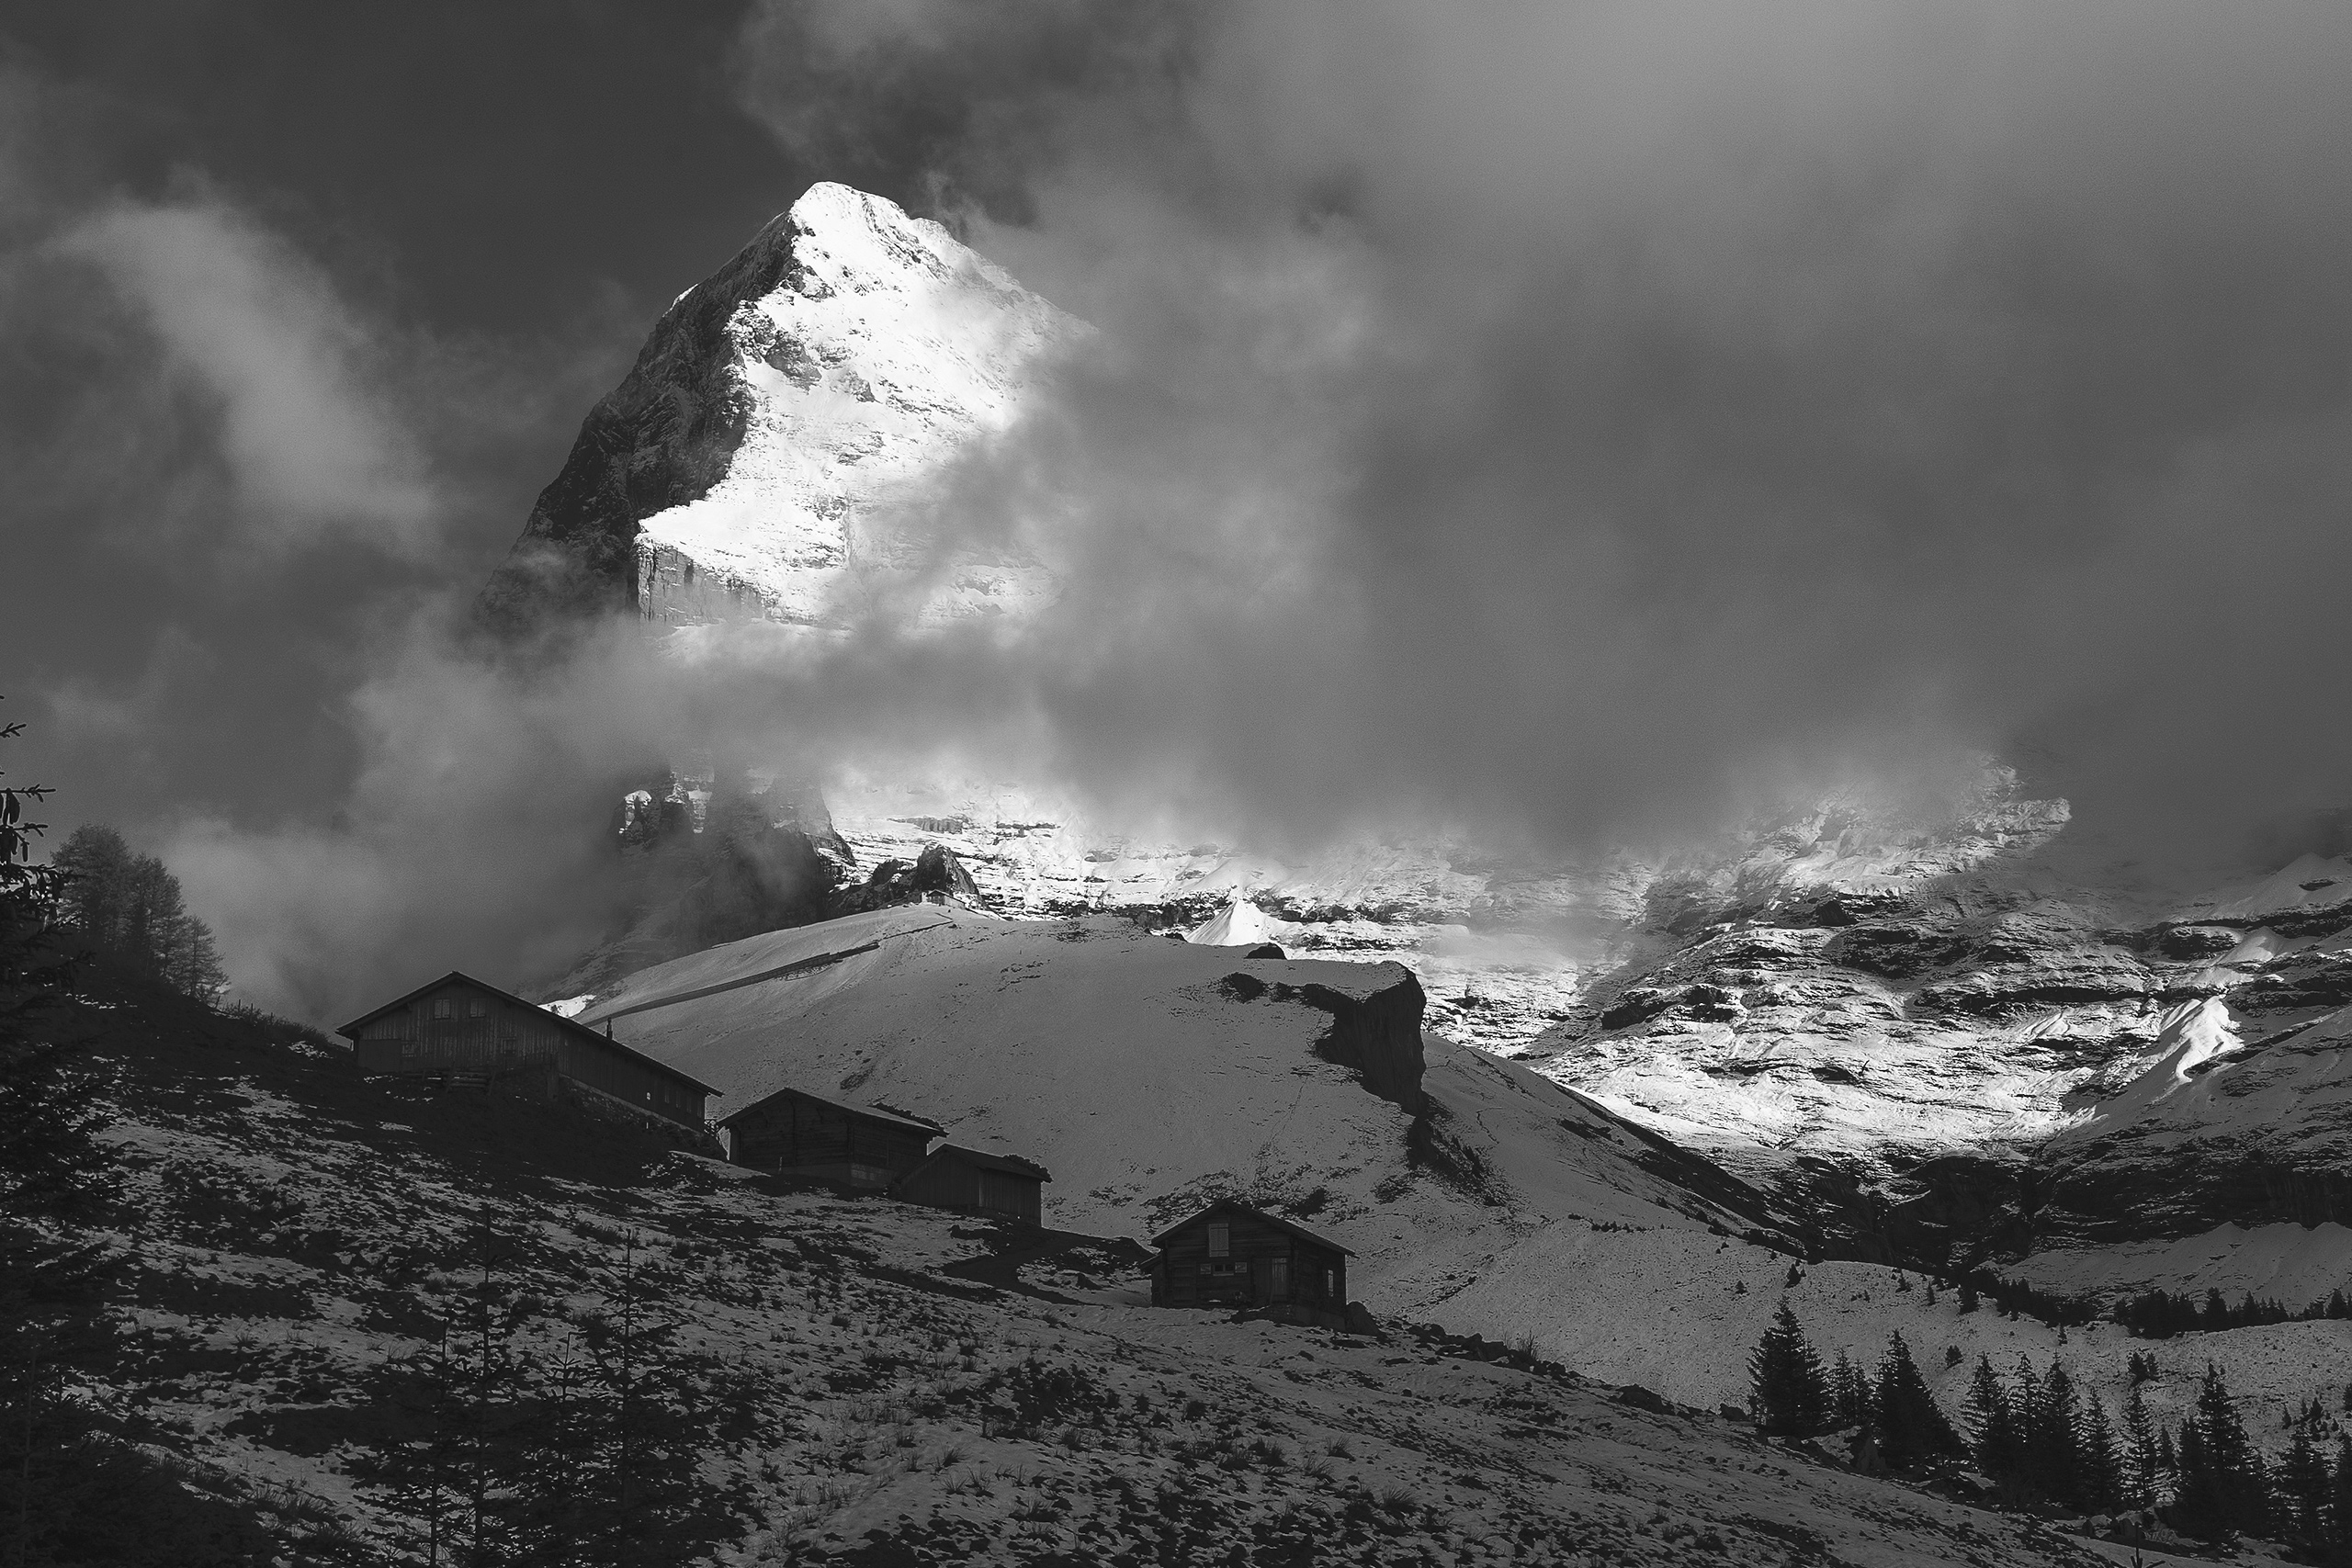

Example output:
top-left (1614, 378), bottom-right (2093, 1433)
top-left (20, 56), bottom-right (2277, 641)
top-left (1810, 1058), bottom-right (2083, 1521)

top-left (0, 12), bottom-right (792, 1016)
top-left (732, 1), bottom-right (2352, 852)
top-left (7, 3), bottom-right (2349, 1017)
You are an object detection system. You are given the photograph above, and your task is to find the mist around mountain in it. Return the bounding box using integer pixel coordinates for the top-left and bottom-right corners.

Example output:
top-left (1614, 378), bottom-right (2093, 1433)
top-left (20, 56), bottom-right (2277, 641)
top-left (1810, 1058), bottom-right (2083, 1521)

top-left (15, 167), bottom-right (2351, 1563)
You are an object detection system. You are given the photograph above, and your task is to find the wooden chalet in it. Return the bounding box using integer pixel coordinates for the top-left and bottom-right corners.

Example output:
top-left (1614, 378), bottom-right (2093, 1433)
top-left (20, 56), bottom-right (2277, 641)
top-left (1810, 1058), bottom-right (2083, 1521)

top-left (1149, 1200), bottom-right (1351, 1325)
top-left (892, 1144), bottom-right (1051, 1224)
top-left (337, 971), bottom-right (718, 1134)
top-left (718, 1087), bottom-right (943, 1191)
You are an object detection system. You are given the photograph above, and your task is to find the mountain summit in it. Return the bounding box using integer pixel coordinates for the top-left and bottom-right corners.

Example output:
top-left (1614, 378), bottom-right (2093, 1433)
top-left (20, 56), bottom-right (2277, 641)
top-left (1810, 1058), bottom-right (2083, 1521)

top-left (480, 183), bottom-right (1073, 637)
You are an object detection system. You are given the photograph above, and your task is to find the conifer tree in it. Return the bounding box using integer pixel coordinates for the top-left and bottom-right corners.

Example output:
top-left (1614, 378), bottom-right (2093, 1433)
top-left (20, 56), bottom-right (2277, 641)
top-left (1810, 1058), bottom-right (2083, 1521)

top-left (2328, 1433), bottom-right (2352, 1568)
top-left (1828, 1348), bottom-right (1869, 1429)
top-left (1872, 1330), bottom-right (1961, 1468)
top-left (2173, 1420), bottom-right (2224, 1541)
top-left (2123, 1380), bottom-right (2160, 1508)
top-left (2030, 1361), bottom-right (2084, 1509)
top-left (2279, 1428), bottom-right (2331, 1562)
top-left (2077, 1391), bottom-right (2125, 1514)
top-left (2169, 1363), bottom-right (2271, 1543)
top-left (1747, 1301), bottom-right (1830, 1436)
top-left (49, 823), bottom-right (225, 1001)
top-left (1967, 1354), bottom-right (2022, 1488)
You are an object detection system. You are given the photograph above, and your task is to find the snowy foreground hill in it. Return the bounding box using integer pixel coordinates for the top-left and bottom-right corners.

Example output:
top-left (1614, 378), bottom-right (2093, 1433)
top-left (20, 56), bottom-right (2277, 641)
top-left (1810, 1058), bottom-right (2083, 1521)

top-left (558, 903), bottom-right (2352, 1450)
top-left (477, 183), bottom-right (2351, 1353)
top-left (58, 978), bottom-right (2198, 1567)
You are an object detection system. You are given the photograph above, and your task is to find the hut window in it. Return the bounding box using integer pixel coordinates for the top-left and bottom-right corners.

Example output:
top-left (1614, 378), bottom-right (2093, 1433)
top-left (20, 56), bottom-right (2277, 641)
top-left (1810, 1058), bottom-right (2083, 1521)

top-left (430, 998), bottom-right (453, 1021)
top-left (467, 998), bottom-right (488, 1019)
top-left (1206, 1223), bottom-right (1229, 1258)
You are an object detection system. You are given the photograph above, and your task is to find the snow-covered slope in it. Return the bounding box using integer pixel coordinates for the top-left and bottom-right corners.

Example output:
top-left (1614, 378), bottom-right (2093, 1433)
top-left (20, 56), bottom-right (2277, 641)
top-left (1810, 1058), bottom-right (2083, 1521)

top-left (1430, 1225), bottom-right (2352, 1459)
top-left (571, 904), bottom-right (1792, 1304)
top-left (96, 975), bottom-right (2157, 1567)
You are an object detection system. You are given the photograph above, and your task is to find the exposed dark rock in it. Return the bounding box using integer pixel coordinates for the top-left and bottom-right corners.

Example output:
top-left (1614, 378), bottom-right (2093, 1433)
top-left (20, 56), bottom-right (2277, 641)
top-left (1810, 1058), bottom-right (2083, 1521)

top-left (1826, 923), bottom-right (1954, 978)
top-left (476, 222), bottom-right (815, 640)
top-left (2155, 924), bottom-right (2240, 960)
top-left (1288, 966), bottom-right (1430, 1116)
top-left (831, 843), bottom-right (982, 917)
top-left (1599, 987), bottom-right (1675, 1031)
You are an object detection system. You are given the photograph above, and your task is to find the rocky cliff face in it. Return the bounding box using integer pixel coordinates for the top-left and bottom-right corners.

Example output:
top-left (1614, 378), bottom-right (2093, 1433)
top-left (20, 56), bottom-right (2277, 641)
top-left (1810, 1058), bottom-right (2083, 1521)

top-left (481, 182), bottom-right (1071, 639)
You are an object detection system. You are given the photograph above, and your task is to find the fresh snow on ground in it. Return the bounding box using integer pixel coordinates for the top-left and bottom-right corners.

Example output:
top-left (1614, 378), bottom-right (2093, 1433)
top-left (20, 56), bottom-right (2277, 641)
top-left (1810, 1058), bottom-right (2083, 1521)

top-left (1428, 1225), bottom-right (2352, 1458)
top-left (575, 905), bottom-right (1779, 1303)
top-left (91, 1009), bottom-right (2143, 1567)
top-left (2015, 1221), bottom-right (2352, 1310)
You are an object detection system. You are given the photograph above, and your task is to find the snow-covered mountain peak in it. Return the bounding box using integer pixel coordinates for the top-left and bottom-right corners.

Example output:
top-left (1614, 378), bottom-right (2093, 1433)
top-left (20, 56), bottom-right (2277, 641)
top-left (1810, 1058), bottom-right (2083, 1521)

top-left (636, 185), bottom-right (1076, 631)
top-left (480, 182), bottom-right (1080, 636)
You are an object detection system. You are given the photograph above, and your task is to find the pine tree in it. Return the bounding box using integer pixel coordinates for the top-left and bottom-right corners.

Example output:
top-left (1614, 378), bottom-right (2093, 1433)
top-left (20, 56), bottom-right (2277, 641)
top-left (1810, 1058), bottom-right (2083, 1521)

top-left (2169, 1363), bottom-right (2272, 1543)
top-left (2030, 1361), bottom-right (2085, 1509)
top-left (49, 823), bottom-right (226, 1001)
top-left (2077, 1391), bottom-right (2125, 1514)
top-left (2123, 1381), bottom-right (2160, 1508)
top-left (2172, 1419), bottom-right (2226, 1542)
top-left (1967, 1354), bottom-right (2022, 1488)
top-left (1873, 1330), bottom-right (1962, 1469)
top-left (2279, 1428), bottom-right (2331, 1562)
top-left (2327, 1433), bottom-right (2352, 1568)
top-left (1828, 1349), bottom-right (1869, 1429)
top-left (1747, 1301), bottom-right (1830, 1436)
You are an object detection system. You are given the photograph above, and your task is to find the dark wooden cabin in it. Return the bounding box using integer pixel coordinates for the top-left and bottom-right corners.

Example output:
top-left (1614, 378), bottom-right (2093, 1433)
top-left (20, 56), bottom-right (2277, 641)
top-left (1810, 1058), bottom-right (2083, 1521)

top-left (337, 971), bottom-right (718, 1133)
top-left (893, 1144), bottom-right (1050, 1224)
top-left (718, 1087), bottom-right (942, 1190)
top-left (1149, 1200), bottom-right (1351, 1325)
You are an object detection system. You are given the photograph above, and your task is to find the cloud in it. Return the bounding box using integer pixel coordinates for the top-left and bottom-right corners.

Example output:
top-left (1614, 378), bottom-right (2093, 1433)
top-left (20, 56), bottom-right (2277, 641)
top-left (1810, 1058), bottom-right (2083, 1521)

top-left (728, 0), bottom-right (2352, 856)
top-left (54, 198), bottom-right (438, 555)
top-left (162, 613), bottom-right (678, 1020)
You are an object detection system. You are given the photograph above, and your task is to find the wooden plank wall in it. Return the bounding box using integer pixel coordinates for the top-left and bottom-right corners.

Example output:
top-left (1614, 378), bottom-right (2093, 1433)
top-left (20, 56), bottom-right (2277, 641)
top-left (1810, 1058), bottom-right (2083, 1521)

top-left (350, 978), bottom-right (707, 1130)
top-left (1153, 1212), bottom-right (1346, 1309)
top-left (730, 1095), bottom-right (932, 1185)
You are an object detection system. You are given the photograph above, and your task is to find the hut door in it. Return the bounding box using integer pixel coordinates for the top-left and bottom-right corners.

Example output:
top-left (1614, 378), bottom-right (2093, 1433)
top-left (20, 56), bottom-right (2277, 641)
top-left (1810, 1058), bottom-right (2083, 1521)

top-left (1271, 1257), bottom-right (1289, 1301)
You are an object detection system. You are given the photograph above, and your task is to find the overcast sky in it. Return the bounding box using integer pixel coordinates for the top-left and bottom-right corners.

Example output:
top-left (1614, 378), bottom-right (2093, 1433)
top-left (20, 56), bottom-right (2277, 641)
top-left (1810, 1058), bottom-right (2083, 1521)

top-left (5, 3), bottom-right (2349, 1015)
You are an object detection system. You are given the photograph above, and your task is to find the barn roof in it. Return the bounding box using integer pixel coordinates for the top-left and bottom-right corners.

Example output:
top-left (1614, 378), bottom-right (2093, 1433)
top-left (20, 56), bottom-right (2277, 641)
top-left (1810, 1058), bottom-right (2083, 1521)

top-left (1148, 1199), bottom-right (1353, 1257)
top-left (715, 1084), bottom-right (944, 1137)
top-left (904, 1143), bottom-right (1052, 1184)
top-left (334, 970), bottom-right (722, 1097)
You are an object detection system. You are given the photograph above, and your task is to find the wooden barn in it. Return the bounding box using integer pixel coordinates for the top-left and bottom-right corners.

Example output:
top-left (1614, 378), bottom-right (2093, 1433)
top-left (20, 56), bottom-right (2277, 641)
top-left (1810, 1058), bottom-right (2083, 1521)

top-left (892, 1144), bottom-right (1051, 1224)
top-left (1148, 1200), bottom-right (1351, 1325)
top-left (337, 971), bottom-right (718, 1133)
top-left (718, 1087), bottom-right (943, 1190)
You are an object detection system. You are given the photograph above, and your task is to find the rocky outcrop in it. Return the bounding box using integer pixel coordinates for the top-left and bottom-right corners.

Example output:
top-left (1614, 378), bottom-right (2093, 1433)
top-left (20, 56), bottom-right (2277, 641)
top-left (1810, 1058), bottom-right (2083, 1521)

top-left (1291, 964), bottom-right (1430, 1117)
top-left (477, 217), bottom-right (811, 638)
top-left (831, 843), bottom-right (983, 917)
top-left (543, 773), bottom-right (840, 998)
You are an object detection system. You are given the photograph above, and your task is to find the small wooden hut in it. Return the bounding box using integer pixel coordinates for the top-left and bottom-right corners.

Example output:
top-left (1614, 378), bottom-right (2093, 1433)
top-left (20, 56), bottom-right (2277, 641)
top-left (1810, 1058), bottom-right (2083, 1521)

top-left (718, 1087), bottom-right (942, 1190)
top-left (1148, 1200), bottom-right (1351, 1325)
top-left (337, 971), bottom-right (718, 1133)
top-left (892, 1145), bottom-right (1050, 1224)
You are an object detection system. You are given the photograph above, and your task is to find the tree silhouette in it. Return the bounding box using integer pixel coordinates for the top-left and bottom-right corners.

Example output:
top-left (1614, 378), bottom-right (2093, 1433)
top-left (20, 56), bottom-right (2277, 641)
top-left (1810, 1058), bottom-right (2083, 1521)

top-left (1747, 1301), bottom-right (1829, 1436)
top-left (1871, 1330), bottom-right (1961, 1468)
